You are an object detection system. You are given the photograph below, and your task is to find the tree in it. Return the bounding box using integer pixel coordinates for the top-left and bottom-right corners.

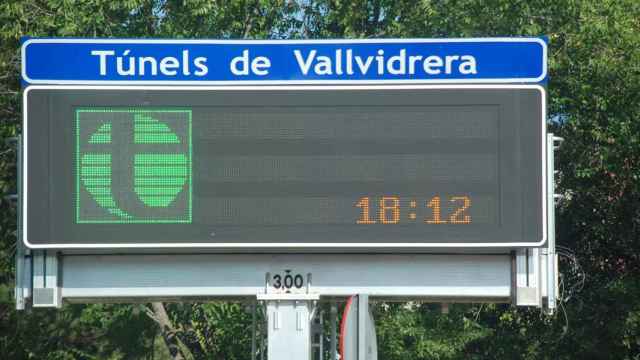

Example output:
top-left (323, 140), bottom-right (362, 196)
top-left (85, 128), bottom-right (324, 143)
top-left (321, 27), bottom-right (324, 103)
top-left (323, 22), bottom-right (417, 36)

top-left (0, 1), bottom-right (297, 358)
top-left (275, 0), bottom-right (640, 358)
top-left (1, 1), bottom-right (639, 359)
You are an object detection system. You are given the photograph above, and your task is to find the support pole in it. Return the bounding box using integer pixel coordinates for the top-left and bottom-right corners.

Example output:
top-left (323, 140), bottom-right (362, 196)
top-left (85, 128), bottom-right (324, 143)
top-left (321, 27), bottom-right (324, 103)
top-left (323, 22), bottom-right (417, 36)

top-left (259, 293), bottom-right (319, 360)
top-left (251, 302), bottom-right (257, 360)
top-left (357, 294), bottom-right (369, 360)
top-left (14, 135), bottom-right (30, 310)
top-left (330, 301), bottom-right (337, 360)
top-left (545, 134), bottom-right (562, 313)
top-left (260, 307), bottom-right (265, 360)
top-left (265, 300), bottom-right (313, 360)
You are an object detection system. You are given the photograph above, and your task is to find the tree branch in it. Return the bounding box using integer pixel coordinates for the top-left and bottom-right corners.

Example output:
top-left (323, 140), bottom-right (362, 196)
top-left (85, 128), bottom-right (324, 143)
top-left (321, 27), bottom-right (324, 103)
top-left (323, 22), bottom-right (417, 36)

top-left (144, 303), bottom-right (195, 360)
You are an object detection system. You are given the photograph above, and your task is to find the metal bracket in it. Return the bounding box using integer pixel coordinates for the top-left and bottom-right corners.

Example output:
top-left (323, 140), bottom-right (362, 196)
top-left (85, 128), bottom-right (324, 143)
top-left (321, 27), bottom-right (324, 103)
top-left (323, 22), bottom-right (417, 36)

top-left (14, 240), bottom-right (31, 310)
top-left (261, 297), bottom-right (316, 360)
top-left (515, 248), bottom-right (542, 307)
top-left (257, 293), bottom-right (320, 301)
top-left (31, 251), bottom-right (61, 308)
top-left (552, 136), bottom-right (564, 150)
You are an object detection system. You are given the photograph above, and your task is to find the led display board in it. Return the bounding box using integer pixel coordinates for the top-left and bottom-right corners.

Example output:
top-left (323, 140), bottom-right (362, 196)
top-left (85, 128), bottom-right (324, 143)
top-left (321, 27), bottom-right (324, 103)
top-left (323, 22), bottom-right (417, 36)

top-left (22, 85), bottom-right (545, 249)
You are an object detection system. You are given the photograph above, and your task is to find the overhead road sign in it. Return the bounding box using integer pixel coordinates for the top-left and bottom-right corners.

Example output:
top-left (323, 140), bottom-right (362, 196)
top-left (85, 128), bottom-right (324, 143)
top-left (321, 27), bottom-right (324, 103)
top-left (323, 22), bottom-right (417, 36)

top-left (22, 85), bottom-right (546, 249)
top-left (21, 38), bottom-right (547, 85)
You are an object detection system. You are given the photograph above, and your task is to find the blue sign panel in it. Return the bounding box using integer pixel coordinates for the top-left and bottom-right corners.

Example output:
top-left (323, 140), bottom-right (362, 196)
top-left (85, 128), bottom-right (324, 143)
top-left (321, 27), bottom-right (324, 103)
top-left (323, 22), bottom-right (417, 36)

top-left (22, 38), bottom-right (546, 84)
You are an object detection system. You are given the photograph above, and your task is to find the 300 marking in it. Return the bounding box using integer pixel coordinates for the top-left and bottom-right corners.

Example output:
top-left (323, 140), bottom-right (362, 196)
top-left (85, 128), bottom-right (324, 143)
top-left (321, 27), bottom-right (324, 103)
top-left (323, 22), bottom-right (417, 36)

top-left (271, 270), bottom-right (305, 293)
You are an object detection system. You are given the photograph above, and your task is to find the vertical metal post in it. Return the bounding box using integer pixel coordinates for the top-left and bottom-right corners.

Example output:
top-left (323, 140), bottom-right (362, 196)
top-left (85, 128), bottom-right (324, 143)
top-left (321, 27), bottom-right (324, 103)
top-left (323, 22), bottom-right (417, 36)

top-left (319, 310), bottom-right (324, 359)
top-left (15, 234), bottom-right (27, 310)
top-left (546, 134), bottom-right (559, 313)
top-left (357, 294), bottom-right (369, 360)
top-left (310, 309), bottom-right (324, 360)
top-left (15, 135), bottom-right (29, 310)
top-left (330, 302), bottom-right (337, 360)
top-left (251, 302), bottom-right (257, 360)
top-left (260, 306), bottom-right (265, 360)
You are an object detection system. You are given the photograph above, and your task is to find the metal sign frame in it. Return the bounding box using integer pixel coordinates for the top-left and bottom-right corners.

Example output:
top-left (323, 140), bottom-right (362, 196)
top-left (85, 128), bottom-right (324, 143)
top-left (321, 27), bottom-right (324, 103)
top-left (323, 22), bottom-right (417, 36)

top-left (17, 37), bottom-right (557, 360)
top-left (22, 84), bottom-right (547, 249)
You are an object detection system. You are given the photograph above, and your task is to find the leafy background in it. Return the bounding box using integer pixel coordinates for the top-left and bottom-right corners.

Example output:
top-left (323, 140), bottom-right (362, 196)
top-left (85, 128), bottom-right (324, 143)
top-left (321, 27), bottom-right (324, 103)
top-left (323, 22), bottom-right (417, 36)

top-left (1, 0), bottom-right (639, 359)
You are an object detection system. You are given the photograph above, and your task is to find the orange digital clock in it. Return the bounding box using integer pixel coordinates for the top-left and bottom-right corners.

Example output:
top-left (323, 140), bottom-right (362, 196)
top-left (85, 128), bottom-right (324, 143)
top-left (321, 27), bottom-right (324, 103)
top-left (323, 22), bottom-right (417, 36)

top-left (355, 196), bottom-right (471, 225)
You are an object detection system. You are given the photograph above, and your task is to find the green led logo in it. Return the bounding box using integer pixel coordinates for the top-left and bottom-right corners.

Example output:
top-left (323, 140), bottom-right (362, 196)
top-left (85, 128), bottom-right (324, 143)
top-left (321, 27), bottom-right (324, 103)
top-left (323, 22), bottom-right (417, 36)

top-left (76, 108), bottom-right (192, 223)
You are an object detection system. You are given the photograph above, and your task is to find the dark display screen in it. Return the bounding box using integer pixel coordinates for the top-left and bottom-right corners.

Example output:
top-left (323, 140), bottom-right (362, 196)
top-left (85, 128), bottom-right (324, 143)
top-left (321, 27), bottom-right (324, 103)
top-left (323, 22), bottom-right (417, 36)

top-left (24, 87), bottom-right (545, 249)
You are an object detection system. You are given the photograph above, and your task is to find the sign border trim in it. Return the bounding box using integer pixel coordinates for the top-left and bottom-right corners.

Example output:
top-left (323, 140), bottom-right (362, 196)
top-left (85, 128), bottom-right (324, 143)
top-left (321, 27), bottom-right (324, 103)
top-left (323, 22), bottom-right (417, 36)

top-left (21, 38), bottom-right (548, 84)
top-left (22, 84), bottom-right (547, 249)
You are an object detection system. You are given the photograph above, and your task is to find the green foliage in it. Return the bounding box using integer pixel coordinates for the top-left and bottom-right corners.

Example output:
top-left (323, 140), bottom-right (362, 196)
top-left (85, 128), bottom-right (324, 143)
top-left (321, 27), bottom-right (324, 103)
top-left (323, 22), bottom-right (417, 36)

top-left (1, 0), bottom-right (640, 359)
top-left (0, 1), bottom-right (297, 358)
top-left (0, 304), bottom-right (156, 359)
top-left (375, 303), bottom-right (490, 360)
top-left (167, 302), bottom-right (258, 359)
